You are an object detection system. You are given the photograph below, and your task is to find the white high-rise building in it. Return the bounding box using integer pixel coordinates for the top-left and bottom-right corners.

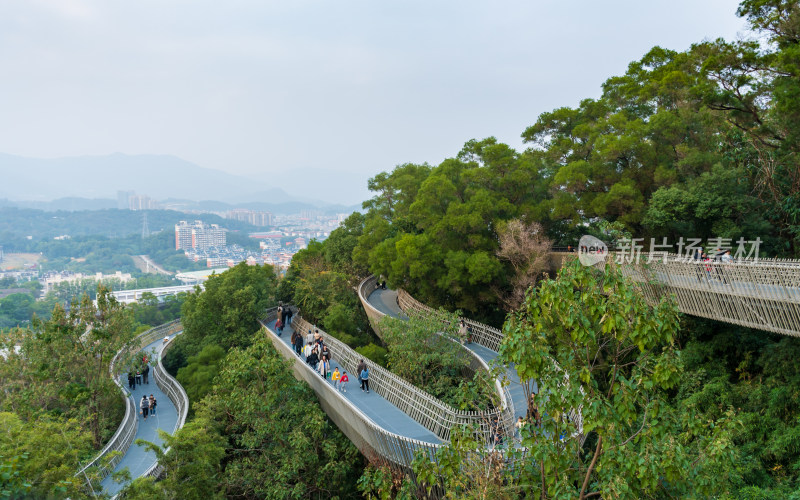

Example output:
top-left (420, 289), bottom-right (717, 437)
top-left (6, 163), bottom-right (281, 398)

top-left (175, 220), bottom-right (226, 250)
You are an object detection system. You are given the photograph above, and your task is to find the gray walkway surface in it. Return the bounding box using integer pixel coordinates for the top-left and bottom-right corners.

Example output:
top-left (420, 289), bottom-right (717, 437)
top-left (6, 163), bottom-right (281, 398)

top-left (463, 342), bottom-right (534, 421)
top-left (655, 271), bottom-right (800, 301)
top-left (101, 333), bottom-right (181, 496)
top-left (367, 288), bottom-right (407, 318)
top-left (270, 319), bottom-right (441, 444)
top-left (366, 291), bottom-right (531, 421)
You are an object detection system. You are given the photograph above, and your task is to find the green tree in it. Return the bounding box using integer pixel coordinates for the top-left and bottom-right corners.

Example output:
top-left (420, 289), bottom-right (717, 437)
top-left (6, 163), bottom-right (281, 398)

top-left (377, 311), bottom-right (495, 411)
top-left (194, 335), bottom-right (363, 498)
top-left (0, 412), bottom-right (90, 498)
top-left (176, 343), bottom-right (226, 406)
top-left (119, 414), bottom-right (227, 500)
top-left (494, 261), bottom-right (738, 498)
top-left (176, 262), bottom-right (278, 359)
top-left (1, 286), bottom-right (134, 449)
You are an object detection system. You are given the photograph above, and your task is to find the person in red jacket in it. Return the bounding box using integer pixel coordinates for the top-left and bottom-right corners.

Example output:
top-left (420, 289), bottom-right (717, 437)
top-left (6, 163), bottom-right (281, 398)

top-left (338, 371), bottom-right (349, 392)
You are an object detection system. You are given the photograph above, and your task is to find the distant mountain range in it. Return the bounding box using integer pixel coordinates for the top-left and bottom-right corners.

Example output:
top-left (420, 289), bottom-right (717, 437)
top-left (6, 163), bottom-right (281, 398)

top-left (0, 153), bottom-right (362, 214)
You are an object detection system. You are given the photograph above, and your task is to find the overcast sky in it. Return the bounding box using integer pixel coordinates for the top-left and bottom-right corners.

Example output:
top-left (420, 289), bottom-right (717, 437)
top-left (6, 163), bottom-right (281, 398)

top-left (0, 0), bottom-right (748, 205)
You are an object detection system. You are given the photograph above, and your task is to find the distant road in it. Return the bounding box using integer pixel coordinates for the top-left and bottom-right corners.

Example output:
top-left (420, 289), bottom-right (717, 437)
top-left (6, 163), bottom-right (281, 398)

top-left (135, 255), bottom-right (173, 276)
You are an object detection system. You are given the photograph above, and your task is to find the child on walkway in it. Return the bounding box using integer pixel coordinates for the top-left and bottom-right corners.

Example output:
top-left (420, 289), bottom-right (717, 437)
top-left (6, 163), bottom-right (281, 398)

top-left (331, 367), bottom-right (340, 386)
top-left (338, 371), bottom-right (349, 392)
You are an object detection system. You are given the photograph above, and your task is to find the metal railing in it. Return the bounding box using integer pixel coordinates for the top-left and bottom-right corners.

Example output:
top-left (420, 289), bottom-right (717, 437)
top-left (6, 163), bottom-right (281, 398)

top-left (550, 251), bottom-right (800, 336)
top-left (288, 314), bottom-right (511, 444)
top-left (140, 332), bottom-right (190, 480)
top-left (75, 320), bottom-right (182, 491)
top-left (616, 254), bottom-right (800, 337)
top-left (259, 308), bottom-right (443, 470)
top-left (363, 276), bottom-right (583, 439)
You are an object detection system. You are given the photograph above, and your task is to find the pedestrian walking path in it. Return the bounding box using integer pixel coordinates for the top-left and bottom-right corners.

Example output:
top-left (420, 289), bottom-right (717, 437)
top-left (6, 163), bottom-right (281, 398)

top-left (367, 287), bottom-right (407, 318)
top-left (463, 341), bottom-right (535, 422)
top-left (267, 319), bottom-right (441, 444)
top-left (365, 287), bottom-right (533, 425)
top-left (100, 333), bottom-right (181, 496)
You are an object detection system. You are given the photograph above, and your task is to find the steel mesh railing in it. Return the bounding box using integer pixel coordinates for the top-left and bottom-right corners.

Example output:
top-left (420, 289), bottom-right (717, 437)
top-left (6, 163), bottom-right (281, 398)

top-left (140, 331), bottom-right (190, 480)
top-left (76, 319), bottom-right (182, 491)
top-left (364, 277), bottom-right (584, 440)
top-left (259, 308), bottom-right (444, 470)
top-left (290, 314), bottom-right (511, 444)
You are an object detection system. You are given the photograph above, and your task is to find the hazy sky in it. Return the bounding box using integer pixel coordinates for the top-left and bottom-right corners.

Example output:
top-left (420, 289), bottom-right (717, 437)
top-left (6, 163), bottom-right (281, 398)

top-left (0, 1), bottom-right (748, 205)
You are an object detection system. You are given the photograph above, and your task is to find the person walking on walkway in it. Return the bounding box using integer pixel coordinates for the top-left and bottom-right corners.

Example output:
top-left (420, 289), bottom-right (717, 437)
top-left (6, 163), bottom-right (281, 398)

top-left (338, 371), bottom-right (349, 392)
top-left (128, 372), bottom-right (135, 390)
top-left (281, 305), bottom-right (289, 329)
top-left (149, 395), bottom-right (157, 416)
top-left (356, 359), bottom-right (366, 390)
top-left (142, 364), bottom-right (150, 384)
top-left (140, 395), bottom-right (149, 420)
top-left (332, 367), bottom-right (340, 386)
top-left (307, 349), bottom-right (319, 370)
top-left (135, 370), bottom-right (142, 386)
top-left (360, 366), bottom-right (370, 393)
top-left (286, 307), bottom-right (293, 325)
top-left (294, 332), bottom-right (304, 356)
top-left (318, 354), bottom-right (329, 379)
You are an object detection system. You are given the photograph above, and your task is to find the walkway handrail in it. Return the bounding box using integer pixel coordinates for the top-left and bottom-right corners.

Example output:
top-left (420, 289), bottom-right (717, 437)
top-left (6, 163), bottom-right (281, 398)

top-left (397, 288), bottom-right (505, 353)
top-left (75, 319), bottom-right (182, 490)
top-left (259, 307), bottom-right (442, 469)
top-left (550, 251), bottom-right (800, 337)
top-left (392, 289), bottom-right (515, 435)
top-left (140, 332), bottom-right (190, 479)
top-left (288, 312), bottom-right (512, 446)
top-left (355, 278), bottom-right (519, 441)
top-left (371, 278), bottom-right (583, 438)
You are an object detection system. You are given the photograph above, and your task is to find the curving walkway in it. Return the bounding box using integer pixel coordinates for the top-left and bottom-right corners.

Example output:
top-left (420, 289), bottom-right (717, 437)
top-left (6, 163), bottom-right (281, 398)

top-left (551, 252), bottom-right (800, 337)
top-left (100, 332), bottom-right (182, 496)
top-left (265, 319), bottom-right (441, 444)
top-left (367, 287), bottom-right (533, 426)
top-left (367, 287), bottom-right (407, 318)
top-left (462, 342), bottom-right (534, 423)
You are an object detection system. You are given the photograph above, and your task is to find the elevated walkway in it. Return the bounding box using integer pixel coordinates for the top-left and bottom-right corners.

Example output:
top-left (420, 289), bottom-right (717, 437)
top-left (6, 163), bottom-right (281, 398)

top-left (263, 318), bottom-right (440, 444)
top-left (550, 252), bottom-right (800, 337)
top-left (74, 320), bottom-right (188, 497)
top-left (259, 309), bottom-right (444, 470)
top-left (369, 282), bottom-right (539, 430)
top-left (100, 333), bottom-right (183, 496)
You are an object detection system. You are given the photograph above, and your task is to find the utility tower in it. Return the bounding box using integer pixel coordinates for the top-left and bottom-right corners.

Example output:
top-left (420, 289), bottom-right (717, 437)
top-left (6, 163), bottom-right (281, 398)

top-left (142, 212), bottom-right (150, 239)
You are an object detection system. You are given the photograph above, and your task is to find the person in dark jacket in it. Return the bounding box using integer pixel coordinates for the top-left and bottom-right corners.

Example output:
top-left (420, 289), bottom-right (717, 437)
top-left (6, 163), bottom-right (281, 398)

top-left (307, 350), bottom-right (319, 370)
top-left (140, 395), bottom-right (150, 420)
top-left (142, 364), bottom-right (150, 384)
top-left (281, 306), bottom-right (289, 328)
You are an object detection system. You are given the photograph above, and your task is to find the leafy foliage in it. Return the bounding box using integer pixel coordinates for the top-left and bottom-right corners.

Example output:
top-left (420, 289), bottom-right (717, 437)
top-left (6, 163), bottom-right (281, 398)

top-left (176, 343), bottom-right (226, 407)
top-left (171, 262), bottom-right (278, 369)
top-left (377, 311), bottom-right (496, 411)
top-left (132, 334), bottom-right (364, 499)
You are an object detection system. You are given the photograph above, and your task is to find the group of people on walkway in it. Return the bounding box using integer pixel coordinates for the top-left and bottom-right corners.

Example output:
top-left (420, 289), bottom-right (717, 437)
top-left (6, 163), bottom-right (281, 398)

top-left (127, 357), bottom-right (150, 391)
top-left (275, 303), bottom-right (294, 336)
top-left (692, 248), bottom-right (734, 283)
top-left (140, 394), bottom-right (157, 420)
top-left (286, 321), bottom-right (372, 394)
